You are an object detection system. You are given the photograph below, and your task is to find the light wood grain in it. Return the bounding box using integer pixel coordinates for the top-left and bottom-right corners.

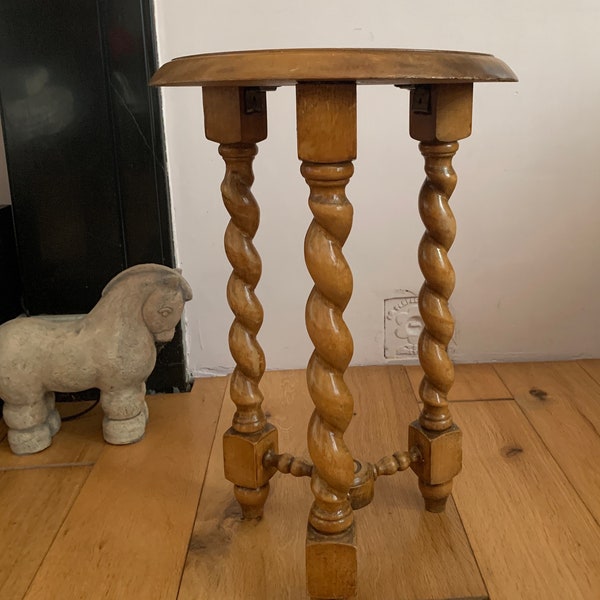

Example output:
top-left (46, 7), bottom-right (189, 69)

top-left (493, 361), bottom-right (600, 522)
top-left (151, 48), bottom-right (517, 88)
top-left (0, 401), bottom-right (104, 470)
top-left (347, 367), bottom-right (486, 600)
top-left (405, 363), bottom-right (512, 401)
top-left (452, 400), bottom-right (600, 599)
top-left (23, 377), bottom-right (227, 600)
top-left (0, 466), bottom-right (90, 600)
top-left (180, 367), bottom-right (486, 599)
top-left (179, 370), bottom-right (309, 599)
top-left (215, 118), bottom-right (273, 517)
top-left (4, 362), bottom-right (599, 600)
top-left (578, 358), bottom-right (600, 385)
top-left (297, 82), bottom-right (359, 597)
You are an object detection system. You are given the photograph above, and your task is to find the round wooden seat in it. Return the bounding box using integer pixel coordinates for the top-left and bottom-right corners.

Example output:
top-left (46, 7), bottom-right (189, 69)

top-left (150, 47), bottom-right (517, 87)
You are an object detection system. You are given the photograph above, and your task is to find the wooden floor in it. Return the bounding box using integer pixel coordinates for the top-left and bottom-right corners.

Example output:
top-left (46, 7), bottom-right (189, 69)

top-left (2, 360), bottom-right (600, 599)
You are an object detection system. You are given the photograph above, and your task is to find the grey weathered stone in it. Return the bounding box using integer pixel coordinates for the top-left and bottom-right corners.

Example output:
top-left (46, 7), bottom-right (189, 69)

top-left (0, 264), bottom-right (192, 455)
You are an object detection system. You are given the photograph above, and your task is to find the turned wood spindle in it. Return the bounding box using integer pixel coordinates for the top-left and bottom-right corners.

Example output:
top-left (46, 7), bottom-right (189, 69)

top-left (408, 83), bottom-right (472, 513)
top-left (416, 140), bottom-right (459, 432)
top-left (220, 142), bottom-right (276, 518)
top-left (263, 449), bottom-right (313, 478)
top-left (297, 82), bottom-right (358, 600)
top-left (219, 143), bottom-right (267, 435)
top-left (202, 86), bottom-right (278, 521)
top-left (303, 160), bottom-right (356, 535)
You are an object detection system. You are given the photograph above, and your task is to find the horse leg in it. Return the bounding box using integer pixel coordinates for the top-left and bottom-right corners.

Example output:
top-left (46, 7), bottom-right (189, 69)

top-left (3, 395), bottom-right (52, 455)
top-left (45, 391), bottom-right (61, 437)
top-left (100, 383), bottom-right (148, 445)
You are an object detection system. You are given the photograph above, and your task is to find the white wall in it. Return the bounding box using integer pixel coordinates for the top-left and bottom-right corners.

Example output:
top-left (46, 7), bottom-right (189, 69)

top-left (153, 0), bottom-right (600, 376)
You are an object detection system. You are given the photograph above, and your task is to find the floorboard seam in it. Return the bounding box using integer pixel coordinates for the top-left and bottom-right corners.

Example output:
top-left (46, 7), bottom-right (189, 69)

top-left (575, 360), bottom-right (600, 390)
top-left (450, 494), bottom-right (491, 600)
top-left (492, 374), bottom-right (600, 531)
top-left (175, 376), bottom-right (229, 600)
top-left (452, 397), bottom-right (515, 403)
top-left (0, 462), bottom-right (95, 472)
top-left (20, 465), bottom-right (94, 600)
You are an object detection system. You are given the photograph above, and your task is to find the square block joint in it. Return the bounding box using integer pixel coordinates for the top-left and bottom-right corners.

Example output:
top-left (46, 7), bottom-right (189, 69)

top-left (409, 83), bottom-right (473, 142)
top-left (408, 421), bottom-right (462, 485)
top-left (223, 423), bottom-right (278, 489)
top-left (203, 86), bottom-right (268, 144)
top-left (296, 82), bottom-right (357, 163)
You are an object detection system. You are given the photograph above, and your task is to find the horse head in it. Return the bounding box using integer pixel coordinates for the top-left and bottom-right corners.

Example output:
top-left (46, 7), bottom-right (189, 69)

top-left (102, 264), bottom-right (193, 344)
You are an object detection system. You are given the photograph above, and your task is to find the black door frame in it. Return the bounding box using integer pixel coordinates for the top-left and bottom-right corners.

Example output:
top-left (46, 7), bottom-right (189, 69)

top-left (0, 0), bottom-right (188, 392)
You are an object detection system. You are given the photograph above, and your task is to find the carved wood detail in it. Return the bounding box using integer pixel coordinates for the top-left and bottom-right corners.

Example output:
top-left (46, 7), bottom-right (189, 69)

top-left (375, 448), bottom-right (420, 477)
top-left (263, 449), bottom-right (313, 478)
top-left (302, 161), bottom-right (356, 536)
top-left (219, 143), bottom-right (266, 435)
top-left (416, 141), bottom-right (460, 432)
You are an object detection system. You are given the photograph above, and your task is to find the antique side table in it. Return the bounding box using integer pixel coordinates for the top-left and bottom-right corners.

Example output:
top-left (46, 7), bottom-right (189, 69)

top-left (151, 49), bottom-right (516, 599)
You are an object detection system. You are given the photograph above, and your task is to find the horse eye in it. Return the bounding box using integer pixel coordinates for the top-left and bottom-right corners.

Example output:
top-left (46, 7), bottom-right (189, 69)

top-left (159, 308), bottom-right (172, 318)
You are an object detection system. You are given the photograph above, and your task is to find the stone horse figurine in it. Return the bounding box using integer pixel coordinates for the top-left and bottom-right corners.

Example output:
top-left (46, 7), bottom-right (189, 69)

top-left (0, 264), bottom-right (192, 455)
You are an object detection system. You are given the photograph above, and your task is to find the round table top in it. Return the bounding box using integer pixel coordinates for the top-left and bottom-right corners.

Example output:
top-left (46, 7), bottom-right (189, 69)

top-left (150, 48), bottom-right (517, 88)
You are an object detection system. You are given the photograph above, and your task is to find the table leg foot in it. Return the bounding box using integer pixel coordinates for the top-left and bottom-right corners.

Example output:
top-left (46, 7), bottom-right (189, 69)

top-left (419, 481), bottom-right (453, 513)
top-left (223, 424), bottom-right (278, 519)
top-left (306, 524), bottom-right (357, 600)
top-left (409, 420), bottom-right (462, 513)
top-left (234, 483), bottom-right (271, 520)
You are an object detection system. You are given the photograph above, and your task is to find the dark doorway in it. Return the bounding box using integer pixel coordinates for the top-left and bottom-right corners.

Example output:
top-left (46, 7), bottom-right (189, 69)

top-left (0, 0), bottom-right (188, 392)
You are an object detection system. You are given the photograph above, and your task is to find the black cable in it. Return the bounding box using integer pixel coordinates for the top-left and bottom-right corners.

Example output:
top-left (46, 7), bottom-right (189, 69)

top-left (56, 388), bottom-right (101, 422)
top-left (60, 398), bottom-right (101, 422)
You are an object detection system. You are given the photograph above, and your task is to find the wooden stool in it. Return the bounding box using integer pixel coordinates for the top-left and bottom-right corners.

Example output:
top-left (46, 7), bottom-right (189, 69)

top-left (151, 49), bottom-right (516, 599)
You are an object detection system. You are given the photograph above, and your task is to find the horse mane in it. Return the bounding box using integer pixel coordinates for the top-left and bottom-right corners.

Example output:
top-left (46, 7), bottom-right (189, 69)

top-left (102, 264), bottom-right (193, 301)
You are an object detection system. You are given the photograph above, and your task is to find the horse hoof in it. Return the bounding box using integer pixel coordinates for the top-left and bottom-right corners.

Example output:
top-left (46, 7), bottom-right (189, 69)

top-left (102, 409), bottom-right (147, 445)
top-left (7, 423), bottom-right (52, 455)
top-left (47, 409), bottom-right (62, 437)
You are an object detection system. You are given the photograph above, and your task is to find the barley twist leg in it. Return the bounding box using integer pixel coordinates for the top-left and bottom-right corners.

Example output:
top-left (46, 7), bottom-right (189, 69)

top-left (219, 143), bottom-right (275, 518)
top-left (412, 140), bottom-right (462, 512)
top-left (220, 143), bottom-right (266, 435)
top-left (296, 82), bottom-right (358, 599)
top-left (417, 141), bottom-right (458, 432)
top-left (303, 161), bottom-right (355, 535)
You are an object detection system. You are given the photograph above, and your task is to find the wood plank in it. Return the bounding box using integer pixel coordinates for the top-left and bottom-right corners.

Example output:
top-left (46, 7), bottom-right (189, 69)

top-left (0, 466), bottom-right (91, 600)
top-left (0, 401), bottom-right (105, 470)
top-left (578, 358), bottom-right (600, 385)
top-left (180, 367), bottom-right (486, 600)
top-left (349, 366), bottom-right (486, 600)
top-left (493, 361), bottom-right (600, 523)
top-left (23, 377), bottom-right (227, 600)
top-left (179, 369), bottom-right (308, 599)
top-left (452, 400), bottom-right (600, 599)
top-left (405, 363), bottom-right (511, 402)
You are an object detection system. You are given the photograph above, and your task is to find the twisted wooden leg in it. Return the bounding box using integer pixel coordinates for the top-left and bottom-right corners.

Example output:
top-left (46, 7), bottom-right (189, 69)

top-left (417, 140), bottom-right (458, 433)
top-left (220, 143), bottom-right (266, 435)
top-left (202, 87), bottom-right (277, 520)
top-left (409, 143), bottom-right (464, 512)
top-left (407, 84), bottom-right (472, 513)
top-left (297, 82), bottom-right (357, 600)
top-left (304, 160), bottom-right (356, 536)
top-left (219, 143), bottom-right (277, 519)
top-left (409, 141), bottom-right (463, 512)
